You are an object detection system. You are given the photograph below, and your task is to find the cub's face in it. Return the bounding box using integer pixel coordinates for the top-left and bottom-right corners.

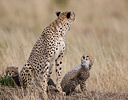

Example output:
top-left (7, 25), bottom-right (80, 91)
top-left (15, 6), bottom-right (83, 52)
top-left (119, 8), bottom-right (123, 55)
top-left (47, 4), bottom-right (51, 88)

top-left (6, 66), bottom-right (18, 77)
top-left (81, 55), bottom-right (94, 70)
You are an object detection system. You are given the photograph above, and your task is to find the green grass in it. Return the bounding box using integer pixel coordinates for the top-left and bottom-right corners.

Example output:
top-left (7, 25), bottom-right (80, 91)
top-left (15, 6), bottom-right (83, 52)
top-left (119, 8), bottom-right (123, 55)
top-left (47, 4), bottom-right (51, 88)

top-left (0, 76), bottom-right (16, 86)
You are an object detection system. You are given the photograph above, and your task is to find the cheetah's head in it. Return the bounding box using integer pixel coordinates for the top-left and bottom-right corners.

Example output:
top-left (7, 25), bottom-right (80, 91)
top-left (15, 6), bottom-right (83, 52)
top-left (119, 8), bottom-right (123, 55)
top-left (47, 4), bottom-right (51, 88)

top-left (81, 55), bottom-right (94, 70)
top-left (56, 11), bottom-right (75, 23)
top-left (6, 66), bottom-right (19, 77)
top-left (55, 11), bottom-right (75, 34)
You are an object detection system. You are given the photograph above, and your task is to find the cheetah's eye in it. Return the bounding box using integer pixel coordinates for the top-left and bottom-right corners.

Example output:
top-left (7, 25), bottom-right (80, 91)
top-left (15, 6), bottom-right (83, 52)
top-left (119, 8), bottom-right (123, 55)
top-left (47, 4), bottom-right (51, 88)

top-left (86, 56), bottom-right (89, 57)
top-left (12, 71), bottom-right (14, 72)
top-left (83, 56), bottom-right (85, 59)
top-left (66, 12), bottom-right (71, 19)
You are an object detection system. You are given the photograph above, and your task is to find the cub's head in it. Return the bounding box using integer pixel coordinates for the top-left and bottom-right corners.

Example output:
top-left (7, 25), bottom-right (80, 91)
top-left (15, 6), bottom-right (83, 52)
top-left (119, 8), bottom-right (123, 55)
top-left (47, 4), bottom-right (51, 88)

top-left (81, 54), bottom-right (94, 70)
top-left (6, 66), bottom-right (19, 77)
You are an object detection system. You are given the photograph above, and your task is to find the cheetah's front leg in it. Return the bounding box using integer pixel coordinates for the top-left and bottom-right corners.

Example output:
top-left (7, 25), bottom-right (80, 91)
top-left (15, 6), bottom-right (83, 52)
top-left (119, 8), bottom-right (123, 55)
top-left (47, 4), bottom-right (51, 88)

top-left (42, 63), bottom-right (50, 100)
top-left (55, 52), bottom-right (64, 93)
top-left (79, 80), bottom-right (87, 95)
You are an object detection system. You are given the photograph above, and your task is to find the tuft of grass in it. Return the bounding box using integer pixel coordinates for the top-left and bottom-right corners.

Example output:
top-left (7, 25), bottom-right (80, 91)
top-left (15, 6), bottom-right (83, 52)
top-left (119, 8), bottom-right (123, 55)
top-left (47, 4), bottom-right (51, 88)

top-left (0, 76), bottom-right (16, 86)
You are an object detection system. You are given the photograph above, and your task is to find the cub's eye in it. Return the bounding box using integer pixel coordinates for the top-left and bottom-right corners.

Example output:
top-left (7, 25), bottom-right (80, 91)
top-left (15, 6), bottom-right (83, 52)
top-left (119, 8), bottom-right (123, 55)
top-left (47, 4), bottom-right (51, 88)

top-left (86, 56), bottom-right (89, 57)
top-left (83, 56), bottom-right (85, 59)
top-left (12, 71), bottom-right (14, 72)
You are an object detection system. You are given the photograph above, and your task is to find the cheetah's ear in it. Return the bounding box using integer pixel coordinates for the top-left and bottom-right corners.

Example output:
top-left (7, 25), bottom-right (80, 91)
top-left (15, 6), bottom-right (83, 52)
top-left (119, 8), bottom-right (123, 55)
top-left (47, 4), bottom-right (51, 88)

top-left (56, 11), bottom-right (61, 17)
top-left (66, 12), bottom-right (71, 19)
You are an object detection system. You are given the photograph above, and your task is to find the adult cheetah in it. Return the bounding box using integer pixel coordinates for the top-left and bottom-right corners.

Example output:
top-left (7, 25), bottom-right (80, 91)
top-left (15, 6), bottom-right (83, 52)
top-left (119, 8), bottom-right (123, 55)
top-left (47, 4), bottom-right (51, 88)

top-left (20, 11), bottom-right (75, 98)
top-left (61, 54), bottom-right (94, 95)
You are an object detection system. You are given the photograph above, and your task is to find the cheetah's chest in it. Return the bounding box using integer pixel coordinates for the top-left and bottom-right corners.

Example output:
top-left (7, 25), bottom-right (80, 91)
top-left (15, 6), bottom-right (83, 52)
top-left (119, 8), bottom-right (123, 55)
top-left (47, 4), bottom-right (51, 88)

top-left (54, 37), bottom-right (65, 60)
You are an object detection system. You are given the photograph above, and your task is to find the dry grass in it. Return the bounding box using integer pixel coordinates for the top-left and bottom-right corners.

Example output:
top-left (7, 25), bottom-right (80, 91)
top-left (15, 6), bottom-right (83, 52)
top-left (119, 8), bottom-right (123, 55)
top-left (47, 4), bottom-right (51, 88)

top-left (0, 0), bottom-right (128, 99)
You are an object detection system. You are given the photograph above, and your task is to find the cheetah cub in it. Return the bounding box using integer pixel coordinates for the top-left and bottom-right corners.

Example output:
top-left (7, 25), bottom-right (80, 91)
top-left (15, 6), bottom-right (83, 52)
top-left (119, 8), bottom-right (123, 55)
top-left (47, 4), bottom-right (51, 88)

top-left (6, 66), bottom-right (21, 86)
top-left (5, 66), bottom-right (55, 88)
top-left (61, 54), bottom-right (94, 95)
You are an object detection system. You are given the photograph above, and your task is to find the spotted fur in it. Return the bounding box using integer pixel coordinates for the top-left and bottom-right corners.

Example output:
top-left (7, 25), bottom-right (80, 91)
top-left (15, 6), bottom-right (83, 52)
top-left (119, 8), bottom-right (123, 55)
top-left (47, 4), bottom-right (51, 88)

top-left (61, 55), bottom-right (94, 95)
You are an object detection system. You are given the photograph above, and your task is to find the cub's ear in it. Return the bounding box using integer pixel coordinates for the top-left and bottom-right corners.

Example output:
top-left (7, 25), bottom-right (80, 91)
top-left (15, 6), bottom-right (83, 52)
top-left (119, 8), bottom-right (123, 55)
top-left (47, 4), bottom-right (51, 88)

top-left (56, 11), bottom-right (61, 17)
top-left (66, 12), bottom-right (71, 19)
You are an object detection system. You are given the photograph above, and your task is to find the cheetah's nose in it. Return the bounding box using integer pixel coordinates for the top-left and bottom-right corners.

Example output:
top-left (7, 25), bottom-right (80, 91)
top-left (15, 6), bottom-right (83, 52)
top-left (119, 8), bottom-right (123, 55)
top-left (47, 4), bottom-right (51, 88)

top-left (8, 73), bottom-right (11, 77)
